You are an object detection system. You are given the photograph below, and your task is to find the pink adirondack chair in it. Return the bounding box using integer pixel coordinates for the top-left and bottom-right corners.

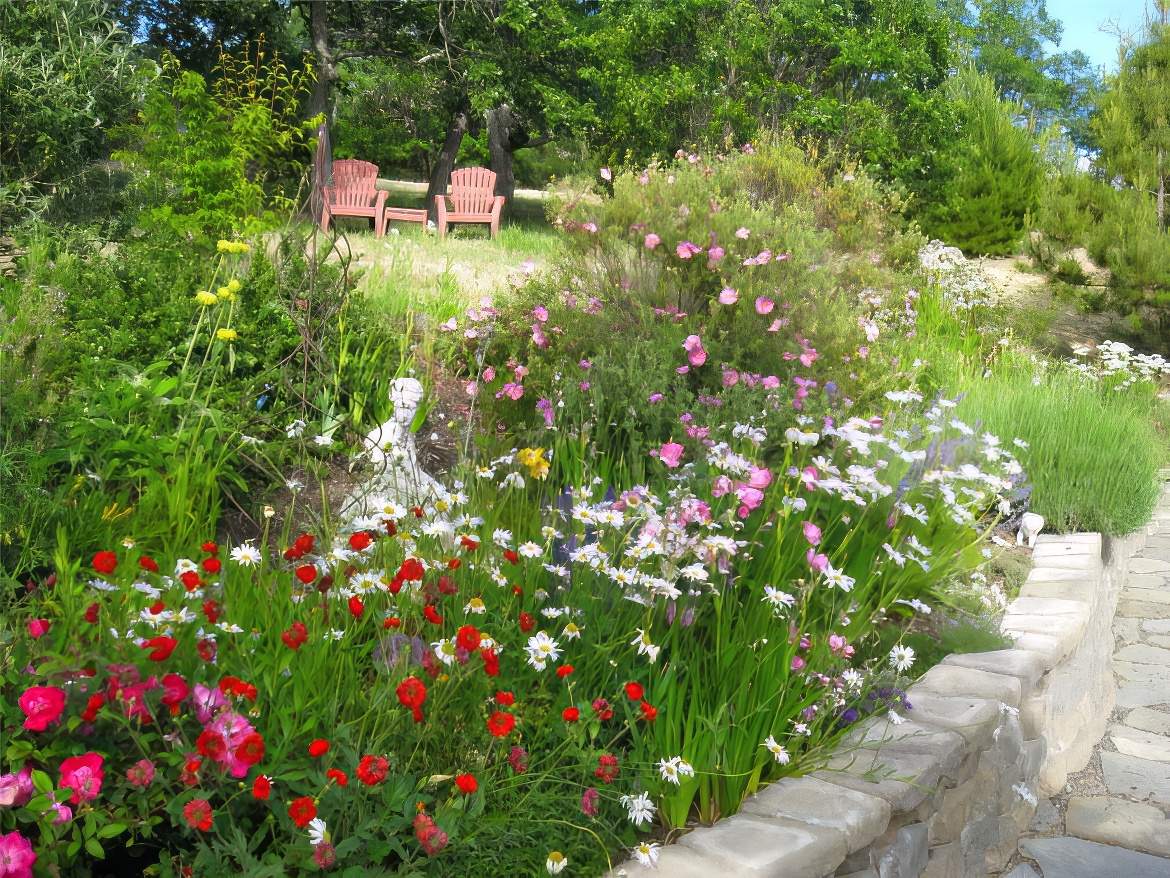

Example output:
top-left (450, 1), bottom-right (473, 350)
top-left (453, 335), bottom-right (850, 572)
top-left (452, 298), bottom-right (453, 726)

top-left (320, 159), bottom-right (387, 236)
top-left (435, 167), bottom-right (506, 239)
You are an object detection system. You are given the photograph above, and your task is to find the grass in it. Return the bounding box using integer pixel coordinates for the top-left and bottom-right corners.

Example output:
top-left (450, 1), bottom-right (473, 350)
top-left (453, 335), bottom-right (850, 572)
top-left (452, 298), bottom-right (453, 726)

top-left (955, 360), bottom-right (1165, 535)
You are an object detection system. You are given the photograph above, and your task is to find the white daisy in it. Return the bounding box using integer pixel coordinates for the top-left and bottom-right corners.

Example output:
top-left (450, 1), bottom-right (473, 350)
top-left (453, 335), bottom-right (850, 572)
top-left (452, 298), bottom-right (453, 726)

top-left (230, 544), bottom-right (262, 566)
top-left (307, 818), bottom-right (328, 846)
top-left (631, 628), bottom-right (661, 663)
top-left (619, 792), bottom-right (657, 826)
top-left (632, 841), bottom-right (661, 866)
top-left (518, 541), bottom-right (543, 558)
top-left (889, 644), bottom-right (916, 672)
top-left (762, 735), bottom-right (790, 765)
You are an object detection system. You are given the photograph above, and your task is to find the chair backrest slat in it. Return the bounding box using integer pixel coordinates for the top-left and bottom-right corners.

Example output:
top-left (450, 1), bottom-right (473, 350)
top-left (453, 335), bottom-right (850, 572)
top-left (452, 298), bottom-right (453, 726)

top-left (327, 159), bottom-right (379, 208)
top-left (451, 167), bottom-right (497, 214)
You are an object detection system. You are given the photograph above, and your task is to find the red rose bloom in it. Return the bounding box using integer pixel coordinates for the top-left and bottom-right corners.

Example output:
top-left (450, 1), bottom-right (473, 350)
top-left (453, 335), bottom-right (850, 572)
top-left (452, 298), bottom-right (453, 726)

top-left (327, 768), bottom-right (348, 786)
top-left (141, 636), bottom-right (178, 662)
top-left (639, 701), bottom-right (658, 722)
top-left (201, 557), bottom-right (222, 575)
top-left (355, 755), bottom-right (388, 786)
top-left (201, 541), bottom-right (219, 554)
top-left (236, 733), bottom-right (265, 766)
top-left (184, 798), bottom-right (214, 831)
top-left (253, 775), bottom-right (271, 799)
top-left (455, 625), bottom-right (481, 651)
top-left (349, 531), bottom-right (372, 551)
top-left (84, 602), bottom-right (100, 623)
top-left (288, 796), bottom-right (317, 828)
top-left (295, 564), bottom-right (317, 584)
top-left (503, 549), bottom-right (520, 565)
top-left (486, 710), bottom-right (516, 738)
top-left (496, 691), bottom-right (515, 706)
top-left (309, 739), bottom-right (330, 758)
top-left (557, 665), bottom-right (574, 678)
top-left (454, 773), bottom-right (477, 794)
top-left (562, 707), bottom-right (580, 722)
top-left (624, 682), bottom-right (644, 701)
top-left (518, 612), bottom-right (536, 633)
top-left (348, 596), bottom-right (364, 618)
top-left (81, 693), bottom-right (105, 723)
top-left (139, 556), bottom-right (159, 573)
top-left (92, 551), bottom-right (117, 575)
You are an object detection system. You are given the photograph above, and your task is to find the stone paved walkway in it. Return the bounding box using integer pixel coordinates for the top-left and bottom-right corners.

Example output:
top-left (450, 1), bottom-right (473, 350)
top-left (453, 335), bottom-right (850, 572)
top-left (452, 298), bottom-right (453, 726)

top-left (1011, 485), bottom-right (1170, 878)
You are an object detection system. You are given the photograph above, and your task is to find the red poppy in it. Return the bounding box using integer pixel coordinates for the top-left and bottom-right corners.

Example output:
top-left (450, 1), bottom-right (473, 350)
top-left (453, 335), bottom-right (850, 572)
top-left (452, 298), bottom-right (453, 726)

top-left (288, 796), bottom-right (317, 828)
top-left (309, 739), bottom-right (330, 758)
top-left (486, 710), bottom-right (515, 738)
top-left (511, 585), bottom-right (523, 596)
top-left (639, 701), bottom-right (658, 722)
top-left (397, 676), bottom-right (427, 723)
top-left (201, 557), bottom-right (222, 575)
top-left (496, 691), bottom-right (515, 706)
top-left (92, 551), bottom-right (117, 575)
top-left (455, 625), bottom-right (481, 652)
top-left (202, 600), bottom-right (219, 623)
top-left (294, 533), bottom-right (315, 555)
top-left (399, 558), bottom-right (425, 581)
top-left (412, 506), bottom-right (425, 518)
top-left (355, 755), bottom-right (388, 786)
top-left (252, 775), bottom-right (271, 799)
top-left (557, 665), bottom-right (574, 679)
top-left (295, 565), bottom-right (317, 584)
top-left (624, 682), bottom-right (644, 701)
top-left (196, 729), bottom-right (227, 760)
top-left (281, 631), bottom-right (302, 650)
top-left (349, 531), bottom-right (372, 551)
top-left (327, 768), bottom-right (348, 787)
top-left (81, 693), bottom-right (105, 723)
top-left (592, 698), bottom-right (613, 721)
top-left (438, 575), bottom-right (458, 594)
top-left (454, 773), bottom-right (477, 794)
top-left (318, 574), bottom-right (333, 594)
top-left (459, 535), bottom-right (479, 551)
top-left (562, 707), bottom-right (580, 722)
top-left (184, 798), bottom-right (213, 831)
top-left (503, 549), bottom-right (520, 565)
top-left (423, 605), bottom-right (443, 625)
top-left (139, 556), bottom-right (159, 573)
top-left (84, 602), bottom-right (100, 623)
top-left (383, 617), bottom-right (401, 629)
top-left (142, 636), bottom-right (178, 662)
top-left (447, 558), bottom-right (462, 570)
top-left (236, 733), bottom-right (265, 766)
top-left (348, 596), bottom-right (364, 618)
top-left (518, 612), bottom-right (536, 633)
top-left (201, 541), bottom-right (219, 554)
top-left (179, 571), bottom-right (202, 591)
top-left (384, 520), bottom-right (398, 536)
top-left (148, 600), bottom-right (165, 616)
top-left (197, 638), bottom-right (217, 663)
top-left (481, 647), bottom-right (500, 678)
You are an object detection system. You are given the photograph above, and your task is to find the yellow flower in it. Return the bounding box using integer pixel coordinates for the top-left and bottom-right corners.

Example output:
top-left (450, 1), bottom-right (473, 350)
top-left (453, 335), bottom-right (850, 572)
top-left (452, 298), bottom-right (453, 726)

top-left (216, 239), bottom-right (232, 252)
top-left (517, 447), bottom-right (550, 480)
top-left (231, 241), bottom-right (250, 254)
top-left (216, 286), bottom-right (234, 301)
top-left (217, 328), bottom-right (238, 343)
top-left (227, 279), bottom-right (242, 293)
top-left (195, 291), bottom-right (218, 307)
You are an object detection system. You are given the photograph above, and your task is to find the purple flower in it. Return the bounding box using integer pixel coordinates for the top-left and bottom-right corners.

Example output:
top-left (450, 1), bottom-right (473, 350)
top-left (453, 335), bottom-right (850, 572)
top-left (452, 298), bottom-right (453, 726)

top-left (533, 305), bottom-right (549, 323)
top-left (755, 297), bottom-right (775, 314)
top-left (536, 397), bottom-right (555, 427)
top-left (579, 381), bottom-right (591, 391)
top-left (718, 287), bottom-right (738, 305)
top-left (722, 369), bottom-right (739, 387)
top-left (579, 359), bottom-right (592, 370)
top-left (648, 393), bottom-right (664, 403)
top-left (675, 241), bottom-right (701, 259)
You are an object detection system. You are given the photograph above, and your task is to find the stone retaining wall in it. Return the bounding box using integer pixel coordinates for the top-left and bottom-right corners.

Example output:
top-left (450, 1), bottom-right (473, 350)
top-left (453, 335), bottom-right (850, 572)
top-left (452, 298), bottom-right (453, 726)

top-left (620, 531), bottom-right (1143, 878)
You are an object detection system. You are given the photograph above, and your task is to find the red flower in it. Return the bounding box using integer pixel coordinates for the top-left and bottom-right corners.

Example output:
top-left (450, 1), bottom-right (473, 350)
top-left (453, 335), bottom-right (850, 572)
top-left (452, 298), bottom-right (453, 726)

top-left (447, 558), bottom-right (462, 570)
top-left (81, 693), bottom-right (105, 723)
top-left (455, 624), bottom-right (481, 651)
top-left (413, 505), bottom-right (425, 518)
top-left (282, 621), bottom-right (309, 650)
top-left (141, 636), bottom-right (178, 662)
top-left (383, 617), bottom-right (401, 629)
top-left (181, 758), bottom-right (201, 786)
top-left (161, 673), bottom-right (188, 712)
top-left (423, 605), bottom-right (443, 625)
top-left (349, 531), bottom-right (372, 551)
top-left (438, 575), bottom-right (458, 594)
top-left (196, 729), bottom-right (227, 760)
top-left (355, 755), bottom-right (388, 786)
top-left (236, 733), bottom-right (265, 766)
top-left (218, 677), bottom-right (258, 702)
top-left (252, 775), bottom-right (271, 799)
top-left (397, 676), bottom-right (427, 723)
top-left (459, 535), bottom-right (479, 550)
top-left (592, 698), bottom-right (613, 721)
top-left (348, 596), bottom-right (364, 618)
top-left (202, 600), bottom-right (219, 623)
top-left (481, 647), bottom-right (500, 678)
top-left (288, 796), bottom-right (317, 828)
top-left (581, 787), bottom-right (600, 817)
top-left (327, 768), bottom-right (348, 787)
top-left (509, 745), bottom-right (528, 773)
top-left (454, 773), bottom-right (477, 794)
top-left (92, 551), bottom-right (117, 575)
top-left (518, 612), bottom-right (536, 633)
top-left (486, 710), bottom-right (515, 738)
top-left (557, 665), bottom-right (574, 679)
top-left (84, 603), bottom-right (100, 623)
top-left (384, 520), bottom-right (398, 536)
top-left (639, 701), bottom-right (658, 722)
top-left (414, 812), bottom-right (449, 856)
top-left (139, 556), bottom-right (159, 573)
top-left (179, 570), bottom-right (202, 591)
top-left (503, 549), bottom-right (520, 565)
top-left (595, 754), bottom-right (620, 784)
top-left (28, 618), bottom-right (50, 638)
top-left (512, 585), bottom-right (523, 596)
top-left (318, 574), bottom-right (334, 593)
top-left (184, 798), bottom-right (214, 831)
top-left (149, 600), bottom-right (166, 616)
top-left (562, 706), bottom-right (580, 722)
top-left (197, 638), bottom-right (217, 663)
top-left (201, 541), bottom-right (219, 554)
top-left (295, 564), bottom-right (317, 584)
top-left (496, 691), bottom-right (515, 706)
top-left (398, 558), bottom-right (425, 581)
top-left (309, 739), bottom-right (330, 758)
top-left (624, 682), bottom-right (644, 701)
top-left (201, 557), bottom-right (222, 575)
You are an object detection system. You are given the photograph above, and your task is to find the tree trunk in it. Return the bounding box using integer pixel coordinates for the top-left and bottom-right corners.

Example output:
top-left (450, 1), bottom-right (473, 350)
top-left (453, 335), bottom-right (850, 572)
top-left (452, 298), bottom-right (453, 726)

top-left (426, 95), bottom-right (473, 225)
top-left (307, 0), bottom-right (338, 122)
top-left (487, 103), bottom-right (527, 214)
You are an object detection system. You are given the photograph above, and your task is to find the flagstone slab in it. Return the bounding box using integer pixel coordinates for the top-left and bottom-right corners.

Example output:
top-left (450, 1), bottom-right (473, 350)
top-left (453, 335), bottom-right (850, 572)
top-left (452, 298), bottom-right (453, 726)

top-left (1118, 599), bottom-right (1170, 619)
top-left (1020, 579), bottom-right (1099, 600)
top-left (1024, 566), bottom-right (1098, 583)
top-left (1150, 636), bottom-right (1170, 650)
top-left (676, 813), bottom-right (847, 878)
top-left (739, 776), bottom-right (889, 855)
top-left (1018, 836), bottom-right (1170, 878)
top-left (1004, 865), bottom-right (1040, 878)
top-left (942, 649), bottom-right (1046, 692)
top-left (1119, 682), bottom-right (1170, 709)
top-left (814, 751), bottom-right (943, 814)
top-left (913, 664), bottom-right (1022, 708)
top-left (1146, 620), bottom-right (1170, 636)
top-left (1102, 751), bottom-right (1170, 804)
top-left (1114, 661), bottom-right (1170, 684)
top-left (1126, 708), bottom-right (1170, 736)
top-left (1129, 573), bottom-right (1170, 590)
top-left (1116, 644), bottom-right (1170, 665)
top-left (1065, 797), bottom-right (1170, 858)
top-left (1122, 589), bottom-right (1170, 605)
top-left (1112, 726), bottom-right (1170, 762)
top-left (1131, 558), bottom-right (1170, 575)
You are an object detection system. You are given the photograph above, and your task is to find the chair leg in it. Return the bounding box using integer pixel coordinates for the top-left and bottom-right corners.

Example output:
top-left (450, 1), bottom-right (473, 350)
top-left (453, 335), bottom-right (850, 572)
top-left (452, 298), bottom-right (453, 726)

top-left (320, 206), bottom-right (330, 233)
top-left (439, 218), bottom-right (447, 239)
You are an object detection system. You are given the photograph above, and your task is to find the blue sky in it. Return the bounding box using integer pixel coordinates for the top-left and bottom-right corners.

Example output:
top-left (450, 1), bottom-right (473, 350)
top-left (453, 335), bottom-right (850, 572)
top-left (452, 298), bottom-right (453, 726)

top-left (1045, 0), bottom-right (1151, 72)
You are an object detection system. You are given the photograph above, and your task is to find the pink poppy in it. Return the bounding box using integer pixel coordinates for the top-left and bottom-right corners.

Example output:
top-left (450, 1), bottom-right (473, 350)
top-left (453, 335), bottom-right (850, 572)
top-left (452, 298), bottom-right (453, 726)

top-left (659, 442), bottom-right (685, 468)
top-left (707, 246), bottom-right (724, 266)
top-left (533, 306), bottom-right (549, 323)
top-left (643, 233), bottom-right (660, 249)
top-left (19, 686), bottom-right (65, 732)
top-left (59, 753), bottom-right (104, 804)
top-left (762, 375), bottom-right (781, 389)
top-left (755, 249), bottom-right (772, 264)
top-left (734, 227), bottom-right (750, 239)
top-left (755, 297), bottom-right (775, 315)
top-left (531, 323), bottom-right (549, 348)
top-left (676, 241), bottom-right (701, 259)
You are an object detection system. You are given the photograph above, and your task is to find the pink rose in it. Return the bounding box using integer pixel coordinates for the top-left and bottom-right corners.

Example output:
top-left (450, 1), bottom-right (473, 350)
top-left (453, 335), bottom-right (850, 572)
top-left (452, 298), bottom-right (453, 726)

top-left (0, 766), bottom-right (33, 808)
top-left (659, 442), bottom-right (685, 468)
top-left (27, 619), bottom-right (50, 638)
top-left (59, 752), bottom-right (104, 804)
top-left (0, 831), bottom-right (35, 876)
top-left (19, 686), bottom-right (66, 732)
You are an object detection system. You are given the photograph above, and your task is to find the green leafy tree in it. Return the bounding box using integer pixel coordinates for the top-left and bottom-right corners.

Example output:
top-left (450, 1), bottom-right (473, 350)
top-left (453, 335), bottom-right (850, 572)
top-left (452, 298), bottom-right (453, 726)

top-left (0, 0), bottom-right (135, 213)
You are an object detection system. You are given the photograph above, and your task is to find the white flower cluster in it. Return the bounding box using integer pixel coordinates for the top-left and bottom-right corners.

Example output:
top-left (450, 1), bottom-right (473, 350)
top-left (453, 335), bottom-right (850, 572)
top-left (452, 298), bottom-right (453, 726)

top-left (918, 239), bottom-right (998, 310)
top-left (1065, 340), bottom-right (1170, 389)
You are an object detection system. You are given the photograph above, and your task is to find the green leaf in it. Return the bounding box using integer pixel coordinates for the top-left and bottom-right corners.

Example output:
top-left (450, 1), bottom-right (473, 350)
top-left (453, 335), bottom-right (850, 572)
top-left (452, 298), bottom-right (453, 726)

top-left (97, 822), bottom-right (127, 839)
top-left (85, 836), bottom-right (106, 859)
